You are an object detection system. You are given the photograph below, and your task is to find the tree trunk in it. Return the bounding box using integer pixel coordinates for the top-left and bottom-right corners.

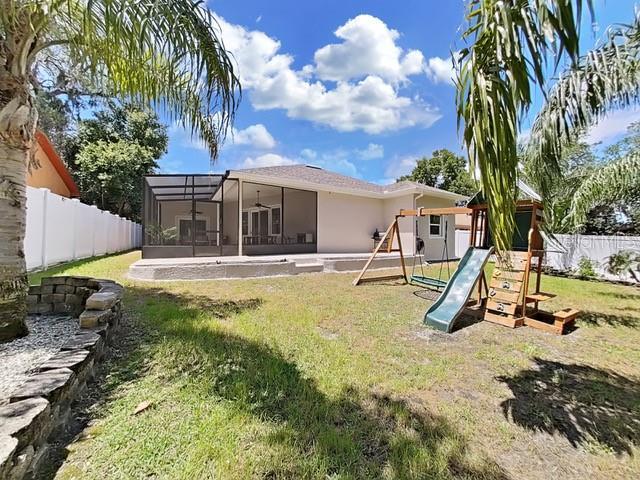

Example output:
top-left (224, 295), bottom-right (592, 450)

top-left (0, 0), bottom-right (45, 341)
top-left (0, 95), bottom-right (37, 342)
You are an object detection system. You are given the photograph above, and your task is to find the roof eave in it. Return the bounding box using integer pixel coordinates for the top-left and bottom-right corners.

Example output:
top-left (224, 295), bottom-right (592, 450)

top-left (384, 185), bottom-right (467, 201)
top-left (35, 131), bottom-right (80, 197)
top-left (228, 171), bottom-right (467, 201)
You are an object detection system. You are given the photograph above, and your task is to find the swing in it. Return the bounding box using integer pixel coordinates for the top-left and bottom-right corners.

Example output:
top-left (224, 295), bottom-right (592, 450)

top-left (410, 218), bottom-right (451, 290)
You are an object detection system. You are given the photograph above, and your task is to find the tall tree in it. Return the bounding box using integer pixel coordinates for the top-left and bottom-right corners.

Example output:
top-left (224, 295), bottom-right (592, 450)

top-left (398, 149), bottom-right (478, 197)
top-left (525, 11), bottom-right (640, 229)
top-left (522, 139), bottom-right (598, 233)
top-left (65, 103), bottom-right (168, 220)
top-left (0, 0), bottom-right (240, 341)
top-left (457, 0), bottom-right (590, 252)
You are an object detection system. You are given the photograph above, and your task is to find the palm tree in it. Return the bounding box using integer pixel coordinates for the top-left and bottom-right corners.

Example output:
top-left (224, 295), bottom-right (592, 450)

top-left (0, 0), bottom-right (240, 341)
top-left (456, 0), bottom-right (590, 253)
top-left (458, 1), bottom-right (640, 248)
top-left (526, 13), bottom-right (640, 228)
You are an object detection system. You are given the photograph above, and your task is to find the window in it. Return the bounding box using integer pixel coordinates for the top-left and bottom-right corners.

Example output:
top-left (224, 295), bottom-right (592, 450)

top-left (242, 205), bottom-right (281, 237)
top-left (178, 218), bottom-right (207, 244)
top-left (271, 207), bottom-right (281, 235)
top-left (429, 215), bottom-right (443, 238)
top-left (242, 212), bottom-right (248, 236)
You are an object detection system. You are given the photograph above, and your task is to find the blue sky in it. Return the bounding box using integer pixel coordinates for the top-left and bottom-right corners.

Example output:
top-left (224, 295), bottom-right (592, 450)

top-left (159, 0), bottom-right (640, 183)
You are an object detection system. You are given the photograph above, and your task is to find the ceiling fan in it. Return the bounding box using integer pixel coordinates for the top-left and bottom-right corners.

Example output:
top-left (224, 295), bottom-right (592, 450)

top-left (253, 190), bottom-right (273, 209)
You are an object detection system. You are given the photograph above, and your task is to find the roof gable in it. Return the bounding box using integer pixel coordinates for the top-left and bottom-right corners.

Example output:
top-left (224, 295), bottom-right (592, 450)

top-left (34, 131), bottom-right (80, 197)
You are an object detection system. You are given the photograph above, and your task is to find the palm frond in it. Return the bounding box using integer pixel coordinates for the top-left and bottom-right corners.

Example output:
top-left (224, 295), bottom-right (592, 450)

top-left (569, 152), bottom-right (640, 227)
top-left (49, 0), bottom-right (240, 159)
top-left (456, 0), bottom-right (591, 253)
top-left (527, 13), bottom-right (640, 198)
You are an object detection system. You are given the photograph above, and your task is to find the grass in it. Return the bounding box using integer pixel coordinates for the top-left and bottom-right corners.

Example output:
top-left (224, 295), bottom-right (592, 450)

top-left (31, 251), bottom-right (640, 479)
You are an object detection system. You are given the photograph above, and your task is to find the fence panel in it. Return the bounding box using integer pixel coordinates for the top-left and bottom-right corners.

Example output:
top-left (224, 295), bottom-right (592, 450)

top-left (546, 234), bottom-right (640, 283)
top-left (454, 229), bottom-right (484, 257)
top-left (43, 193), bottom-right (75, 266)
top-left (25, 188), bottom-right (46, 270)
top-left (24, 186), bottom-right (141, 270)
top-left (74, 201), bottom-right (96, 259)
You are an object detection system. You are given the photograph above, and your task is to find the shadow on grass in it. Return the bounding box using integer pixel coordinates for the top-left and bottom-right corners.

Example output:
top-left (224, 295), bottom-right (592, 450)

top-left (144, 287), bottom-right (508, 479)
top-left (579, 310), bottom-right (640, 328)
top-left (497, 358), bottom-right (640, 455)
top-left (47, 285), bottom-right (509, 479)
top-left (599, 290), bottom-right (640, 301)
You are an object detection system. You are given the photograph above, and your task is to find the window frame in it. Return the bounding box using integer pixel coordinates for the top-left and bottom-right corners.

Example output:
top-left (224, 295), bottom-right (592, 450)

top-left (428, 214), bottom-right (444, 239)
top-left (242, 204), bottom-right (282, 237)
top-left (175, 214), bottom-right (209, 244)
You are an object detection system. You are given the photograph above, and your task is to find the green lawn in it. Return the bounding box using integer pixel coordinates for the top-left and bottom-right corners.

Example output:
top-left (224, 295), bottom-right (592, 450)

top-left (32, 251), bottom-right (640, 479)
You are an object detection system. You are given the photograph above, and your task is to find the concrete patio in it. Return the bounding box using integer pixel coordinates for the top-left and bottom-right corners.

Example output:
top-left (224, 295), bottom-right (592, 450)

top-left (128, 252), bottom-right (419, 281)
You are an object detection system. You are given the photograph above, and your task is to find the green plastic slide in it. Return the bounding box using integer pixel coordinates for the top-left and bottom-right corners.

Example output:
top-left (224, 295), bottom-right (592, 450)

top-left (423, 247), bottom-right (493, 333)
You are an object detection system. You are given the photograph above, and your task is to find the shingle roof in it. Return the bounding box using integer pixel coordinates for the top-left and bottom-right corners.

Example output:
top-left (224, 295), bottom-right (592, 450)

top-left (231, 164), bottom-right (463, 198)
top-left (235, 164), bottom-right (384, 193)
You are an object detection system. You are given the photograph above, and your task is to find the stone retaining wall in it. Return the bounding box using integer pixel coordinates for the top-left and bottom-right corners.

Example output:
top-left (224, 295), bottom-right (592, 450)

top-left (1, 277), bottom-right (124, 480)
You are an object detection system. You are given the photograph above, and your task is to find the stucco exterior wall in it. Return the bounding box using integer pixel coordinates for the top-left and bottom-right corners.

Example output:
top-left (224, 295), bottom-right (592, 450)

top-left (415, 196), bottom-right (457, 260)
top-left (317, 191), bottom-right (384, 253)
top-left (27, 145), bottom-right (71, 198)
top-left (382, 195), bottom-right (416, 255)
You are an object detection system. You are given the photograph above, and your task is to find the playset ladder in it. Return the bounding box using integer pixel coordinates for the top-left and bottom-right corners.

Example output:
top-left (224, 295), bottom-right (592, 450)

top-left (483, 251), bottom-right (528, 328)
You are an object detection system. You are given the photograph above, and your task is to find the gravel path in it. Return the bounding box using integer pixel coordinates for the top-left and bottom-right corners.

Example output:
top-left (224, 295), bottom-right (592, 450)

top-left (0, 315), bottom-right (78, 404)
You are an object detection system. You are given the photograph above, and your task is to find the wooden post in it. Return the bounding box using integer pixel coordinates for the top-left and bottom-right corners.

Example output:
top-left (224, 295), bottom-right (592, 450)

top-left (353, 220), bottom-right (402, 286)
top-left (470, 210), bottom-right (477, 247)
top-left (394, 217), bottom-right (408, 281)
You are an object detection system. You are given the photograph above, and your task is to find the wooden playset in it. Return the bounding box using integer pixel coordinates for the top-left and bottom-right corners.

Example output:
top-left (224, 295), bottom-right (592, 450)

top-left (352, 206), bottom-right (464, 286)
top-left (469, 199), bottom-right (579, 335)
top-left (353, 199), bottom-right (579, 335)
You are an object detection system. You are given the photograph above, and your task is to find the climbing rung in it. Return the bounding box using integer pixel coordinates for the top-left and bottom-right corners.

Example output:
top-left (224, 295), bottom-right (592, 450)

top-left (486, 299), bottom-right (517, 315)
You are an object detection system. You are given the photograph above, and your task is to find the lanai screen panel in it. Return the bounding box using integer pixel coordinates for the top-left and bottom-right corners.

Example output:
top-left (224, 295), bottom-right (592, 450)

top-left (142, 174), bottom-right (224, 258)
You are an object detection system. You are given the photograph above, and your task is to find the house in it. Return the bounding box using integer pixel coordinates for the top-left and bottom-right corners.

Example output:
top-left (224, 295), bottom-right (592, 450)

top-left (141, 164), bottom-right (466, 260)
top-left (27, 131), bottom-right (79, 198)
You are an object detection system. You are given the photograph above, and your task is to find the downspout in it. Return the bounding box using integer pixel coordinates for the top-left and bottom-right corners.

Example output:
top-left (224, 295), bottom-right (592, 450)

top-left (413, 192), bottom-right (425, 256)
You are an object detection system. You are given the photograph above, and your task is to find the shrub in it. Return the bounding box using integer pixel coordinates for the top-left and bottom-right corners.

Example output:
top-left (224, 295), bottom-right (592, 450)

top-left (607, 250), bottom-right (640, 283)
top-left (577, 257), bottom-right (597, 278)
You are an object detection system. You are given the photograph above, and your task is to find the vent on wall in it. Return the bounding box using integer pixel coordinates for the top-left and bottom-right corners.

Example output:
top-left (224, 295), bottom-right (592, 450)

top-left (305, 164), bottom-right (322, 170)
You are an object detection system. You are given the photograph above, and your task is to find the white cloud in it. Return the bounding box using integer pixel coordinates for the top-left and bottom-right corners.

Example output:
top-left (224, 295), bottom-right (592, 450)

top-left (425, 55), bottom-right (456, 85)
top-left (384, 156), bottom-right (417, 179)
top-left (313, 151), bottom-right (359, 177)
top-left (169, 123), bottom-right (208, 151)
top-left (214, 14), bottom-right (440, 134)
top-left (231, 124), bottom-right (276, 149)
top-left (300, 148), bottom-right (317, 160)
top-left (241, 153), bottom-right (297, 168)
top-left (584, 108), bottom-right (640, 145)
top-left (356, 143), bottom-right (384, 160)
top-left (313, 14), bottom-right (425, 83)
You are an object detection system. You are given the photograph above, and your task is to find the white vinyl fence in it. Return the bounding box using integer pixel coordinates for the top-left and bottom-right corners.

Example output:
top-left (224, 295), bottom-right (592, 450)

top-left (454, 229), bottom-right (483, 258)
top-left (545, 234), bottom-right (640, 283)
top-left (455, 229), bottom-right (640, 283)
top-left (24, 186), bottom-right (142, 271)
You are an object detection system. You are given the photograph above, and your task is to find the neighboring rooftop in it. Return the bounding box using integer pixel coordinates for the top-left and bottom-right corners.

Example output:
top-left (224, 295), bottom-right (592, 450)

top-left (229, 164), bottom-right (465, 199)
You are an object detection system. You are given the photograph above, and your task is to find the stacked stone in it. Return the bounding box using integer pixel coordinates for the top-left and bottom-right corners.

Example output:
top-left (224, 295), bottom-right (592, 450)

top-left (1, 277), bottom-right (124, 479)
top-left (27, 277), bottom-right (99, 317)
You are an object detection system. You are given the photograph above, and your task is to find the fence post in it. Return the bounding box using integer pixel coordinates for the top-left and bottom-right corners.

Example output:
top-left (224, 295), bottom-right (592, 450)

top-left (90, 205), bottom-right (98, 257)
top-left (40, 188), bottom-right (49, 270)
top-left (70, 198), bottom-right (80, 260)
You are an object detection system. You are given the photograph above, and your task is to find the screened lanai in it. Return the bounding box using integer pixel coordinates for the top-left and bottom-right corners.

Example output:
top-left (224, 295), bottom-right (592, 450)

top-left (142, 174), bottom-right (317, 258)
top-left (142, 174), bottom-right (238, 258)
